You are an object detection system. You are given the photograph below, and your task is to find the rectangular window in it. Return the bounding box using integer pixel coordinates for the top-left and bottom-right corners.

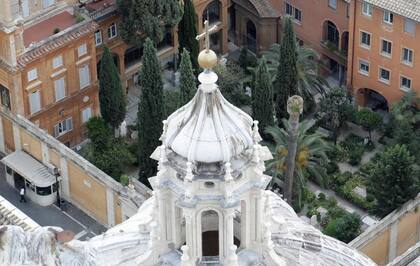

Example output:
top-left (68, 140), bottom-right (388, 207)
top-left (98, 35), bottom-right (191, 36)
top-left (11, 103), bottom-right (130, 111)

top-left (402, 48), bottom-right (413, 65)
top-left (404, 19), bottom-right (416, 34)
top-left (359, 59), bottom-right (370, 75)
top-left (383, 10), bottom-right (393, 24)
top-left (294, 8), bottom-right (302, 22)
top-left (54, 117), bottom-right (73, 137)
top-left (362, 2), bottom-right (373, 17)
top-left (285, 3), bottom-right (293, 15)
top-left (78, 43), bottom-right (87, 57)
top-left (54, 77), bottom-right (66, 102)
top-left (52, 55), bottom-right (63, 69)
top-left (400, 76), bottom-right (412, 91)
top-left (328, 0), bottom-right (337, 9)
top-left (108, 23), bottom-right (117, 39)
top-left (42, 0), bottom-right (54, 8)
top-left (27, 68), bottom-right (38, 82)
top-left (379, 68), bottom-right (390, 83)
top-left (29, 90), bottom-right (41, 114)
top-left (360, 31), bottom-right (371, 47)
top-left (94, 30), bottom-right (102, 46)
top-left (79, 65), bottom-right (90, 89)
top-left (0, 85), bottom-right (11, 110)
top-left (381, 39), bottom-right (392, 56)
top-left (81, 107), bottom-right (92, 123)
top-left (346, 3), bottom-right (350, 18)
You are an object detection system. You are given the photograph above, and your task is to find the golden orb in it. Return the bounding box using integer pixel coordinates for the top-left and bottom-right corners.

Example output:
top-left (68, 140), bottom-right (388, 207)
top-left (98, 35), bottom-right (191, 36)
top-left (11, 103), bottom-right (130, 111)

top-left (198, 49), bottom-right (218, 69)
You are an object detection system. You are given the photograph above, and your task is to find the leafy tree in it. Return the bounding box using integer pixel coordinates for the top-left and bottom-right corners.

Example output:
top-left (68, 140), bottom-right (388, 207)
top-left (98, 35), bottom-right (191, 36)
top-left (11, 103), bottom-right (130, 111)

top-left (179, 49), bottom-right (196, 105)
top-left (214, 61), bottom-right (250, 107)
top-left (366, 145), bottom-right (419, 217)
top-left (319, 87), bottom-right (353, 143)
top-left (252, 57), bottom-right (274, 137)
top-left (388, 91), bottom-right (420, 160)
top-left (178, 0), bottom-right (199, 70)
top-left (83, 117), bottom-right (135, 181)
top-left (324, 213), bottom-right (362, 243)
top-left (137, 38), bottom-right (164, 185)
top-left (356, 108), bottom-right (382, 140)
top-left (117, 0), bottom-right (183, 46)
top-left (266, 119), bottom-right (330, 207)
top-left (99, 47), bottom-right (126, 131)
top-left (274, 17), bottom-right (299, 123)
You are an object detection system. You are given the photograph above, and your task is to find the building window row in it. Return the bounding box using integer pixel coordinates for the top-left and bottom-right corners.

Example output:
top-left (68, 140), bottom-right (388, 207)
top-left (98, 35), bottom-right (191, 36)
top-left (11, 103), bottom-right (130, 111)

top-left (285, 3), bottom-right (302, 22)
top-left (358, 59), bottom-right (413, 91)
top-left (360, 31), bottom-right (415, 65)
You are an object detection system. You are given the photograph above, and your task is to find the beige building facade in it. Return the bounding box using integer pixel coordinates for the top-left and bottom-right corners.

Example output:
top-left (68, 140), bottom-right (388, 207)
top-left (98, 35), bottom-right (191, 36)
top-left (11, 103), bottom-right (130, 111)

top-left (0, 107), bottom-right (150, 227)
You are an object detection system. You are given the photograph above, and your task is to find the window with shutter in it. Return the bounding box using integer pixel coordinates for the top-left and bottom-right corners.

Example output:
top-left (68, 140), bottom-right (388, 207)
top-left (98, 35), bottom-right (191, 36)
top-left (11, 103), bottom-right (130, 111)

top-left (54, 77), bottom-right (66, 102)
top-left (29, 91), bottom-right (41, 114)
top-left (79, 65), bottom-right (90, 89)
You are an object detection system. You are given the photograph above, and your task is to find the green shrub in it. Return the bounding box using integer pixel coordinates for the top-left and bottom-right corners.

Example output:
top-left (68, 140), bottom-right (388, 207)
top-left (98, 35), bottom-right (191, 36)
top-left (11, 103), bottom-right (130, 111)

top-left (306, 208), bottom-right (319, 218)
top-left (330, 171), bottom-right (353, 190)
top-left (303, 188), bottom-right (316, 203)
top-left (348, 145), bottom-right (364, 165)
top-left (326, 197), bottom-right (338, 208)
top-left (318, 192), bottom-right (326, 201)
top-left (323, 213), bottom-right (362, 243)
top-left (327, 144), bottom-right (348, 162)
top-left (120, 175), bottom-right (129, 186)
top-left (326, 162), bottom-right (339, 175)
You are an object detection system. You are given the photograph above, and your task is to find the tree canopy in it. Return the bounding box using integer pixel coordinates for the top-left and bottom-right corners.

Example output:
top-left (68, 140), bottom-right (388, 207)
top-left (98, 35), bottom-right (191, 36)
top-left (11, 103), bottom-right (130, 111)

top-left (98, 47), bottom-right (126, 130)
top-left (179, 48), bottom-right (196, 106)
top-left (117, 0), bottom-right (183, 46)
top-left (252, 57), bottom-right (274, 136)
top-left (137, 38), bottom-right (164, 185)
top-left (366, 144), bottom-right (419, 217)
top-left (275, 17), bottom-right (299, 123)
top-left (178, 0), bottom-right (199, 70)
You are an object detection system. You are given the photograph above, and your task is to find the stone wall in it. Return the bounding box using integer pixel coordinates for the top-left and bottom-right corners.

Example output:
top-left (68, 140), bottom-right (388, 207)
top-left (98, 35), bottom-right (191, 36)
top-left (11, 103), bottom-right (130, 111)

top-left (0, 107), bottom-right (151, 227)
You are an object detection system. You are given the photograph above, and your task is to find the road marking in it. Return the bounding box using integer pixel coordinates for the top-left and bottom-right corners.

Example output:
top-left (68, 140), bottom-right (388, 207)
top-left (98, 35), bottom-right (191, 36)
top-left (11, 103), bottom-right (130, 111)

top-left (74, 230), bottom-right (87, 240)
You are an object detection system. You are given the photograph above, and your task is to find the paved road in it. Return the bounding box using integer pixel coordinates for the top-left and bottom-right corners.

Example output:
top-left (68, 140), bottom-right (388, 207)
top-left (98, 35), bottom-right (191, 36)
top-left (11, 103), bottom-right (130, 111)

top-left (0, 161), bottom-right (105, 240)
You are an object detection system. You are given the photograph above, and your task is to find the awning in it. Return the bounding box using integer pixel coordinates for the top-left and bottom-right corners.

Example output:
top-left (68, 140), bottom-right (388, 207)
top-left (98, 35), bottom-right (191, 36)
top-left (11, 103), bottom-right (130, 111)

top-left (1, 150), bottom-right (59, 187)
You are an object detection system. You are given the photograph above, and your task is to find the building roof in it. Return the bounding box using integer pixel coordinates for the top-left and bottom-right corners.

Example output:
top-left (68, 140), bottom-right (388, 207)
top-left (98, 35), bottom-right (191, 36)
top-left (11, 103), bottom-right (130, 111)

top-left (364, 0), bottom-right (420, 22)
top-left (23, 11), bottom-right (77, 48)
top-left (0, 195), bottom-right (39, 231)
top-left (17, 20), bottom-right (98, 68)
top-left (163, 71), bottom-right (255, 163)
top-left (1, 150), bottom-right (59, 187)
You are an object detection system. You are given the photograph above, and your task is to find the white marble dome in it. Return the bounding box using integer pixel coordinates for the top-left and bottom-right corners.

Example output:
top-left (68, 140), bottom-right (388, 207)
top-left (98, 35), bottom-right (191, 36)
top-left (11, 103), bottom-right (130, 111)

top-left (163, 71), bottom-right (255, 163)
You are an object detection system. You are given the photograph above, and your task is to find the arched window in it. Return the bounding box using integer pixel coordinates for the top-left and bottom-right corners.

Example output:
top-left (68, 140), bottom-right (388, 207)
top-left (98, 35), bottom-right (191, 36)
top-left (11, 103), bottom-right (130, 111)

top-left (202, 1), bottom-right (221, 25)
top-left (246, 20), bottom-right (257, 53)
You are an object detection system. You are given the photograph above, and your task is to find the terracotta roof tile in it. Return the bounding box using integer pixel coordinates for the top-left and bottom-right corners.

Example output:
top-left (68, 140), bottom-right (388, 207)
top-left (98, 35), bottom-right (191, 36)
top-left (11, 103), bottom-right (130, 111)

top-left (364, 0), bottom-right (420, 22)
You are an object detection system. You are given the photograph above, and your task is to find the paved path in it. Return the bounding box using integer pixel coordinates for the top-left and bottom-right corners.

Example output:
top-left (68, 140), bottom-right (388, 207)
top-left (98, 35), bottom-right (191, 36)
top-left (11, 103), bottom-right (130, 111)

top-left (0, 161), bottom-right (106, 239)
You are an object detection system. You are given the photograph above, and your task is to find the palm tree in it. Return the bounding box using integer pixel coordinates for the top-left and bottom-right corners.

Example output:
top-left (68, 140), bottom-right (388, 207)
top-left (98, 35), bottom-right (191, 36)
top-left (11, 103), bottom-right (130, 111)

top-left (266, 119), bottom-right (330, 207)
top-left (253, 43), bottom-right (329, 99)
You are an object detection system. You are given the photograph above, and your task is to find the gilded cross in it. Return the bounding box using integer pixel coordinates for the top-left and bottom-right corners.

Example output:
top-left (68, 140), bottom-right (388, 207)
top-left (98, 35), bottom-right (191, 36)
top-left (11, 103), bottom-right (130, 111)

top-left (196, 20), bottom-right (218, 52)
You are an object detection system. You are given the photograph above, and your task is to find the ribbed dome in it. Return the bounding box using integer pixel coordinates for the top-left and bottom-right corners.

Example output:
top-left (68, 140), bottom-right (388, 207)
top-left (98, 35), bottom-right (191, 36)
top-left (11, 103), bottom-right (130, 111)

top-left (162, 70), bottom-right (254, 163)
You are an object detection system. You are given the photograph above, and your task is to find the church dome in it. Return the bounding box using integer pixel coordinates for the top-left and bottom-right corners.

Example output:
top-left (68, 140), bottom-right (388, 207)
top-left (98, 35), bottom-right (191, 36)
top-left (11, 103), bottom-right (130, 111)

top-left (162, 70), bottom-right (255, 163)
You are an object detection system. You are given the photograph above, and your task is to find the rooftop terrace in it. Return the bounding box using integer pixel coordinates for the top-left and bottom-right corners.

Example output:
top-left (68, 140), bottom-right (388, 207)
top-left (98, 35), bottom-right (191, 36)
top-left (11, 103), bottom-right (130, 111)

top-left (23, 11), bottom-right (78, 48)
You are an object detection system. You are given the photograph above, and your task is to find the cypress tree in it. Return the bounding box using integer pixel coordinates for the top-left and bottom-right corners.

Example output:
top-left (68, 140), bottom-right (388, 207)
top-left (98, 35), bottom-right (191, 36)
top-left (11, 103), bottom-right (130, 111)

top-left (238, 46), bottom-right (248, 71)
top-left (178, 0), bottom-right (199, 70)
top-left (275, 17), bottom-right (299, 123)
top-left (99, 47), bottom-right (126, 131)
top-left (117, 0), bottom-right (183, 46)
top-left (137, 38), bottom-right (164, 185)
top-left (179, 48), bottom-right (196, 105)
top-left (252, 57), bottom-right (274, 136)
